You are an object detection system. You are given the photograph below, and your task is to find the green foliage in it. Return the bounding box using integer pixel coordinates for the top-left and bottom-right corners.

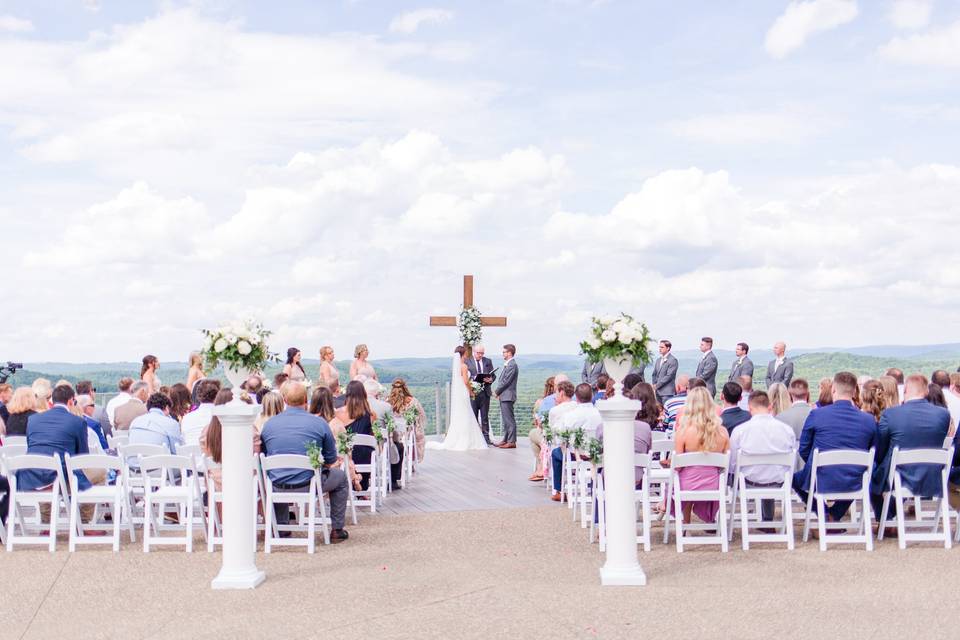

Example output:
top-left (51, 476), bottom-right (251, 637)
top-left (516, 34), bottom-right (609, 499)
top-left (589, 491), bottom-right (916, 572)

top-left (305, 441), bottom-right (323, 470)
top-left (587, 437), bottom-right (603, 465)
top-left (571, 426), bottom-right (586, 450)
top-left (336, 431), bottom-right (354, 456)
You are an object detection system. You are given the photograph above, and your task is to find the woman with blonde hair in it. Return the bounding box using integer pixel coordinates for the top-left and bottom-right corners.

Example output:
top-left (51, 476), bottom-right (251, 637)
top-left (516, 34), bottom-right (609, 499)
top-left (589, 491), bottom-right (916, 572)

top-left (3, 387), bottom-right (38, 437)
top-left (387, 378), bottom-right (427, 463)
top-left (349, 344), bottom-right (377, 381)
top-left (186, 352), bottom-right (204, 391)
top-left (768, 382), bottom-right (791, 416)
top-left (141, 355), bottom-right (160, 394)
top-left (31, 378), bottom-right (52, 412)
top-left (860, 379), bottom-right (885, 424)
top-left (673, 387), bottom-right (730, 524)
top-left (318, 346), bottom-right (340, 388)
top-left (253, 391), bottom-right (285, 434)
top-left (878, 376), bottom-right (901, 410)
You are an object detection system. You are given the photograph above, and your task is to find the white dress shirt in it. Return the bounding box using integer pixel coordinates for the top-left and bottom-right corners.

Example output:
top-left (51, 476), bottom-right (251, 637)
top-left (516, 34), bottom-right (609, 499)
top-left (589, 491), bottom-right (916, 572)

top-left (180, 403), bottom-right (214, 447)
top-left (548, 400), bottom-right (577, 432)
top-left (561, 401), bottom-right (603, 438)
top-left (105, 392), bottom-right (132, 426)
top-left (729, 413), bottom-right (796, 485)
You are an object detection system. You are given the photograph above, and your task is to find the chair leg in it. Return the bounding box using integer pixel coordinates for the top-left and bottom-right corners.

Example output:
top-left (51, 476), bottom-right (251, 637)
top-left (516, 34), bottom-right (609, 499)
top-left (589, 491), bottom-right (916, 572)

top-left (878, 493), bottom-right (891, 540)
top-left (111, 500), bottom-right (121, 552)
top-left (817, 497), bottom-right (827, 551)
top-left (49, 495), bottom-right (58, 553)
top-left (942, 497), bottom-right (952, 549)
top-left (68, 496), bottom-right (79, 553)
top-left (740, 491), bottom-right (750, 551)
top-left (719, 496), bottom-right (728, 553)
top-left (185, 499), bottom-right (193, 553)
top-left (863, 490), bottom-right (873, 551)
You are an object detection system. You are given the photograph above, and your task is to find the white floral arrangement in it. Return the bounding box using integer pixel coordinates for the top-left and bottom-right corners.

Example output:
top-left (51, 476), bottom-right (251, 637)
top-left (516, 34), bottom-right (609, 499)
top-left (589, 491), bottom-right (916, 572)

top-left (580, 313), bottom-right (652, 367)
top-left (200, 320), bottom-right (277, 373)
top-left (470, 380), bottom-right (483, 395)
top-left (458, 305), bottom-right (483, 346)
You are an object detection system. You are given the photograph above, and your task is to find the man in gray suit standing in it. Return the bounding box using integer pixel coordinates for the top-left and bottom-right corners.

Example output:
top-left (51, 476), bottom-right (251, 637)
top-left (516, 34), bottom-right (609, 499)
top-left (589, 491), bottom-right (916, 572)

top-left (494, 343), bottom-right (519, 449)
top-left (695, 337), bottom-right (719, 397)
top-left (582, 360), bottom-right (605, 387)
top-left (766, 341), bottom-right (794, 387)
top-left (728, 342), bottom-right (754, 382)
top-left (651, 340), bottom-right (679, 405)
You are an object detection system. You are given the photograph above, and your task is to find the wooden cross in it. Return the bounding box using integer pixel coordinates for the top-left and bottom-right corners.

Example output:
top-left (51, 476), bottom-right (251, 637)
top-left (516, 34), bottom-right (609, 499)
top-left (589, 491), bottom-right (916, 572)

top-left (428, 275), bottom-right (507, 328)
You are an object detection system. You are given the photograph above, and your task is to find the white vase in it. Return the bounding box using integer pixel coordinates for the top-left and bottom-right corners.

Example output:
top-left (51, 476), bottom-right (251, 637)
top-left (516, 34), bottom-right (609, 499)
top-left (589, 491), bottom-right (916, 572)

top-left (224, 365), bottom-right (252, 398)
top-left (603, 356), bottom-right (633, 396)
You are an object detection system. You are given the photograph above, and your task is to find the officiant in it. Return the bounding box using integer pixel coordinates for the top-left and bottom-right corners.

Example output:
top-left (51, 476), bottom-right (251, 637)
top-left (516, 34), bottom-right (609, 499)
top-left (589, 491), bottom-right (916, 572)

top-left (466, 344), bottom-right (496, 445)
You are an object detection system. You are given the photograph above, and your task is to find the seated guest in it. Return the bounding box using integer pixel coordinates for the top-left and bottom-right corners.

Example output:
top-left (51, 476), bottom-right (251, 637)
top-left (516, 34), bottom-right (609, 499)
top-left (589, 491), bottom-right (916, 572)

top-left (815, 377), bottom-right (833, 408)
top-left (593, 373), bottom-right (610, 402)
top-left (941, 373), bottom-right (960, 433)
top-left (76, 394), bottom-right (108, 451)
top-left (548, 380), bottom-right (578, 502)
top-left (364, 378), bottom-right (402, 490)
top-left (0, 382), bottom-right (11, 426)
top-left (871, 374), bottom-right (950, 520)
top-left (561, 383), bottom-right (603, 435)
top-left (777, 378), bottom-right (814, 441)
top-left (167, 383), bottom-right (193, 422)
top-left (663, 374), bottom-right (690, 435)
top-left (598, 382), bottom-right (656, 487)
top-left (737, 375), bottom-right (754, 411)
top-left (673, 387), bottom-right (730, 524)
top-left (4, 386), bottom-right (37, 437)
top-left (536, 373), bottom-right (570, 420)
top-left (254, 391), bottom-right (284, 434)
top-left (181, 379), bottom-right (221, 446)
top-left (884, 368), bottom-right (904, 402)
top-left (19, 385), bottom-right (103, 526)
top-left (730, 391), bottom-right (796, 522)
top-left (260, 382), bottom-right (349, 542)
top-left (719, 382), bottom-right (751, 435)
top-left (793, 372), bottom-right (878, 521)
top-left (386, 378), bottom-right (427, 475)
top-left (860, 380), bottom-right (886, 424)
top-left (926, 384), bottom-right (955, 434)
top-left (201, 389), bottom-right (261, 490)
top-left (76, 380), bottom-right (111, 436)
top-left (273, 372), bottom-right (289, 390)
top-left (878, 376), bottom-right (901, 411)
top-left (114, 382), bottom-right (149, 430)
top-left (128, 393), bottom-right (184, 454)
top-left (329, 379), bottom-right (346, 409)
top-left (32, 378), bottom-right (53, 412)
top-left (767, 382), bottom-right (791, 417)
top-left (334, 381), bottom-right (377, 491)
top-left (529, 377), bottom-right (556, 480)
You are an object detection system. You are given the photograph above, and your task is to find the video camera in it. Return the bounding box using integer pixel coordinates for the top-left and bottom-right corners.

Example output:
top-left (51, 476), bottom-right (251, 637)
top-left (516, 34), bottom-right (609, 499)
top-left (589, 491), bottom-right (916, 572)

top-left (0, 361), bottom-right (23, 384)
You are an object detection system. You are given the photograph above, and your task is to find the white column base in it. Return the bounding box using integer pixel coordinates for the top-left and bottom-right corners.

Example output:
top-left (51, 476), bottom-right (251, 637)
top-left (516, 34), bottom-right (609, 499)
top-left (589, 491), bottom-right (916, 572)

top-left (600, 564), bottom-right (647, 586)
top-left (212, 567), bottom-right (266, 590)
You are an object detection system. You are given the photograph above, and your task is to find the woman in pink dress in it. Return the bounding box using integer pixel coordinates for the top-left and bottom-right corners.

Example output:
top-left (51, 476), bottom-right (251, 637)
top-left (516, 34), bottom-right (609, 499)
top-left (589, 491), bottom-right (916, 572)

top-left (673, 387), bottom-right (730, 524)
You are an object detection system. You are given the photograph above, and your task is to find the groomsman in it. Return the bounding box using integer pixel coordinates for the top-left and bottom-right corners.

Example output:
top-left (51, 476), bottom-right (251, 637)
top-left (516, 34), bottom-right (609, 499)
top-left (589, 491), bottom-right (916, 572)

top-left (466, 344), bottom-right (495, 445)
top-left (581, 359), bottom-right (605, 387)
top-left (494, 344), bottom-right (519, 449)
top-left (651, 340), bottom-right (679, 404)
top-left (695, 337), bottom-right (718, 397)
top-left (766, 341), bottom-right (794, 387)
top-left (728, 342), bottom-right (754, 382)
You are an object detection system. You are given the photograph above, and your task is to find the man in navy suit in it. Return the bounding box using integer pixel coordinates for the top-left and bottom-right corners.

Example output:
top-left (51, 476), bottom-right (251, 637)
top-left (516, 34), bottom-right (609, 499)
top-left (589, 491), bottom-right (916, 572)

top-left (719, 382), bottom-right (751, 435)
top-left (793, 371), bottom-right (878, 521)
top-left (18, 384), bottom-right (91, 493)
top-left (871, 374), bottom-right (950, 519)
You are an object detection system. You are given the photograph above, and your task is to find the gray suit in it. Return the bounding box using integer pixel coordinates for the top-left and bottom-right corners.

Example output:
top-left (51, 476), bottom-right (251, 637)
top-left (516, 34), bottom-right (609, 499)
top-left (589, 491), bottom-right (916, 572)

top-left (495, 359), bottom-right (519, 444)
top-left (695, 351), bottom-right (719, 397)
top-left (766, 358), bottom-right (794, 387)
top-left (582, 360), bottom-right (606, 386)
top-left (728, 356), bottom-right (755, 382)
top-left (651, 354), bottom-right (679, 403)
top-left (777, 401), bottom-right (813, 469)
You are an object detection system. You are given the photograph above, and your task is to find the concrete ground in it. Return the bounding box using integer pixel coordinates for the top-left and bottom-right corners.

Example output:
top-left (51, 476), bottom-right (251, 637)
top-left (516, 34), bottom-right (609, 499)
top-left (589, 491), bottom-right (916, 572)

top-left (1, 502), bottom-right (958, 640)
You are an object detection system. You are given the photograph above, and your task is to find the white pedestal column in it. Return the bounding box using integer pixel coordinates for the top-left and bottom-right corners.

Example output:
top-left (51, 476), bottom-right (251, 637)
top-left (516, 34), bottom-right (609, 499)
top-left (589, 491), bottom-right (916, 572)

top-left (596, 395), bottom-right (647, 586)
top-left (211, 399), bottom-right (265, 590)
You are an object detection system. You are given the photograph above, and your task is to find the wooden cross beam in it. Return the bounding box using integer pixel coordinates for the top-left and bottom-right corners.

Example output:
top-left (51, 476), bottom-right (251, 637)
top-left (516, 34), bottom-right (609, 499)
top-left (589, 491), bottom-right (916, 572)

top-left (428, 275), bottom-right (508, 327)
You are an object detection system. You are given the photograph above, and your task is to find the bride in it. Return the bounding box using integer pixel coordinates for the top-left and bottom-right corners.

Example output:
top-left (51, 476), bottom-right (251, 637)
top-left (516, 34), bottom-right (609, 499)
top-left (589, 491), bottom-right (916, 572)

top-left (427, 346), bottom-right (488, 451)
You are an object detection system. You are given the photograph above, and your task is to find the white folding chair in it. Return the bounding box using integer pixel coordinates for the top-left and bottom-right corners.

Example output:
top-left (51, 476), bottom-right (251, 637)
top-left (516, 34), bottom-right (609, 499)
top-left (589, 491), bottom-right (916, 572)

top-left (64, 453), bottom-right (129, 551)
top-left (560, 442), bottom-right (579, 507)
top-left (729, 451), bottom-right (796, 550)
top-left (647, 439), bottom-right (675, 543)
top-left (597, 453), bottom-right (654, 552)
top-left (878, 447), bottom-right (953, 549)
top-left (119, 443), bottom-right (169, 527)
top-left (2, 436), bottom-right (27, 447)
top-left (668, 452), bottom-right (730, 552)
top-left (402, 425), bottom-right (416, 486)
top-left (348, 434), bottom-right (379, 514)
top-left (0, 444), bottom-right (28, 458)
top-left (260, 454), bottom-right (330, 553)
top-left (380, 439), bottom-right (391, 499)
top-left (4, 453), bottom-right (69, 552)
top-left (573, 458), bottom-right (597, 527)
top-left (802, 448), bottom-right (875, 551)
top-left (140, 454), bottom-right (203, 552)
top-left (107, 434), bottom-right (129, 450)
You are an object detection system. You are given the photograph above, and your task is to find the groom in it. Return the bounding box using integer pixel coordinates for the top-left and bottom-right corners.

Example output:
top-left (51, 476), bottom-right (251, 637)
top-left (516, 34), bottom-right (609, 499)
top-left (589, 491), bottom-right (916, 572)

top-left (466, 344), bottom-right (495, 445)
top-left (494, 343), bottom-right (519, 449)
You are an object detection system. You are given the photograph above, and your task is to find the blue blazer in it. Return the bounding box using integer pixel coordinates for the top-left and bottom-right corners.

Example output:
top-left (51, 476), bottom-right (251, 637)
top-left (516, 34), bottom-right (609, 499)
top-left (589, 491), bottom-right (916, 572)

top-left (793, 400), bottom-right (878, 494)
top-left (872, 400), bottom-right (950, 497)
top-left (19, 406), bottom-right (91, 492)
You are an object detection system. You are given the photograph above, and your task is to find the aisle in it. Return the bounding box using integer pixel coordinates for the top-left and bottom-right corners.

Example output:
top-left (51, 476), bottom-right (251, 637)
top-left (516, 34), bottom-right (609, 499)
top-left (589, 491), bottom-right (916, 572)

top-left (380, 436), bottom-right (546, 515)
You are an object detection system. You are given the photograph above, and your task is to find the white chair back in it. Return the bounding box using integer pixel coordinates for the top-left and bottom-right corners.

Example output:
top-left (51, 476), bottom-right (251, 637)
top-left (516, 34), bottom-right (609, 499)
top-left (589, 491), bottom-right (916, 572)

top-left (138, 453), bottom-right (204, 552)
top-left (730, 450), bottom-right (796, 550)
top-left (63, 453), bottom-right (129, 551)
top-left (878, 446), bottom-right (953, 549)
top-left (803, 447), bottom-right (875, 551)
top-left (259, 453), bottom-right (329, 552)
top-left (2, 435), bottom-right (27, 447)
top-left (669, 451), bottom-right (730, 552)
top-left (4, 453), bottom-right (68, 552)
top-left (0, 444), bottom-right (28, 458)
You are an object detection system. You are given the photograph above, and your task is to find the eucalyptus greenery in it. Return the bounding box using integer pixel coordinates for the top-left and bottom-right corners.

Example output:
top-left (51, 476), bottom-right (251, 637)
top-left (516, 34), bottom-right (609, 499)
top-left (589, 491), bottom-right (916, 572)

top-left (587, 437), bottom-right (603, 465)
top-left (305, 441), bottom-right (323, 470)
top-left (336, 430), bottom-right (354, 456)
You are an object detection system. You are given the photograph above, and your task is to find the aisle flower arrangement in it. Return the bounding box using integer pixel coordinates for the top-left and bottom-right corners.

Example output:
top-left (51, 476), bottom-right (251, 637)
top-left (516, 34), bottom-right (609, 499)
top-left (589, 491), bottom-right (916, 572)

top-left (200, 320), bottom-right (276, 373)
top-left (579, 313), bottom-right (652, 367)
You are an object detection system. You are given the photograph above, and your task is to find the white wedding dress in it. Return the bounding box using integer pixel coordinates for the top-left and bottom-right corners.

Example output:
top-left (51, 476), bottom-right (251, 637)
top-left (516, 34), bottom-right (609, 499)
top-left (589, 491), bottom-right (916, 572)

top-left (427, 355), bottom-right (488, 451)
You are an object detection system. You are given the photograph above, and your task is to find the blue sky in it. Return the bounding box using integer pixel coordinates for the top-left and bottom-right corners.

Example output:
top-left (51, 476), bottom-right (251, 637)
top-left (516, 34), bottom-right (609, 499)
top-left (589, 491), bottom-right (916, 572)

top-left (1, 0), bottom-right (959, 361)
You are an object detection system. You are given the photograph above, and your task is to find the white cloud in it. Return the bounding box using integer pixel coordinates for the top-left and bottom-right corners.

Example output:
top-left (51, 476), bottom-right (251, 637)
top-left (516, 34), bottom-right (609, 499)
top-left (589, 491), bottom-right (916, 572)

top-left (888, 0), bottom-right (932, 29)
top-left (879, 20), bottom-right (960, 67)
top-left (666, 110), bottom-right (830, 144)
top-left (764, 0), bottom-right (859, 59)
top-left (0, 15), bottom-right (33, 32)
top-left (389, 8), bottom-right (454, 34)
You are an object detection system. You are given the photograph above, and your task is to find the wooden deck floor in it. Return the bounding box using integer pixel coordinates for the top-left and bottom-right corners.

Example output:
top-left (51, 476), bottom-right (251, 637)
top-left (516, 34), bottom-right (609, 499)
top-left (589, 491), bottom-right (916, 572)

top-left (380, 437), bottom-right (548, 515)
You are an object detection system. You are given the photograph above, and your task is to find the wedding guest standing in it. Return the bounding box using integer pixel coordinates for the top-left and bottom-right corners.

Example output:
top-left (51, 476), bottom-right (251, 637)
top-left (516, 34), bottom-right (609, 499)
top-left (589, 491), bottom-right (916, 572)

top-left (766, 342), bottom-right (794, 387)
top-left (141, 355), bottom-right (161, 394)
top-left (582, 360), bottom-right (606, 387)
top-left (651, 340), bottom-right (678, 404)
top-left (494, 343), bottom-right (519, 448)
top-left (186, 352), bottom-right (204, 392)
top-left (318, 346), bottom-right (340, 388)
top-left (695, 337), bottom-right (719, 397)
top-left (3, 387), bottom-right (37, 437)
top-left (283, 348), bottom-right (307, 383)
top-left (728, 342), bottom-right (754, 382)
top-left (350, 344), bottom-right (377, 380)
